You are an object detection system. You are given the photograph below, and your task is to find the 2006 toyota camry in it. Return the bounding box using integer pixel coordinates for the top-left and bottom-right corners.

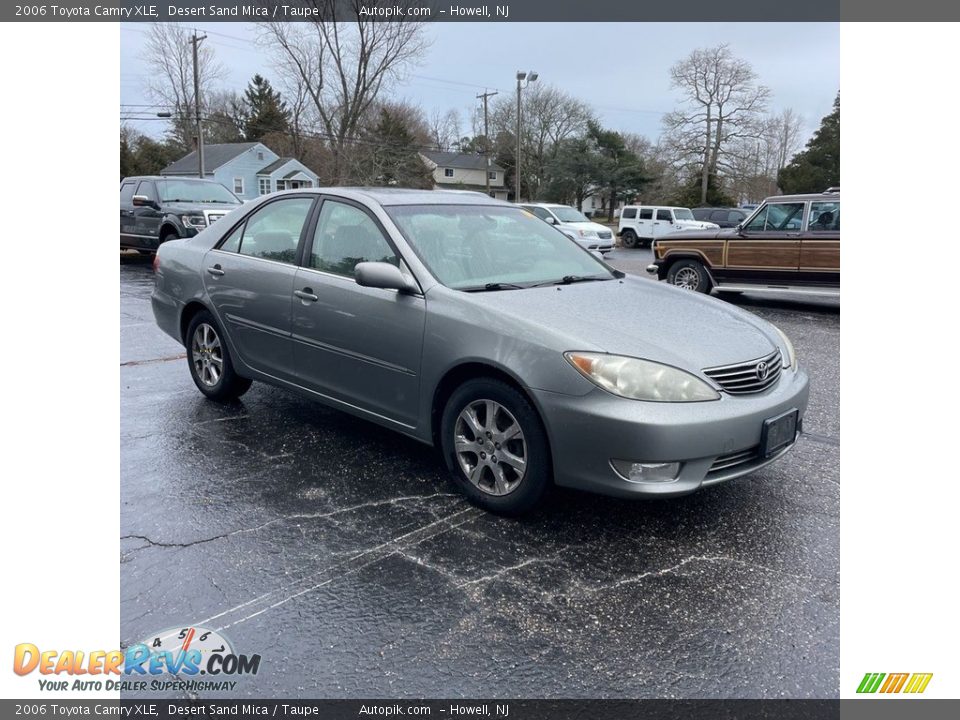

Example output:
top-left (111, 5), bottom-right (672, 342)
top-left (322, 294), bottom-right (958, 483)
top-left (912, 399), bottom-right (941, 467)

top-left (152, 188), bottom-right (808, 514)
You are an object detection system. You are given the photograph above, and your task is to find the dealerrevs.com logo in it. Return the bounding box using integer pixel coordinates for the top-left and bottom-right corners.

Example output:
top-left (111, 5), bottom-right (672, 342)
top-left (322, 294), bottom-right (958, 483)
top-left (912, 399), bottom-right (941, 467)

top-left (856, 672), bottom-right (933, 694)
top-left (13, 626), bottom-right (261, 693)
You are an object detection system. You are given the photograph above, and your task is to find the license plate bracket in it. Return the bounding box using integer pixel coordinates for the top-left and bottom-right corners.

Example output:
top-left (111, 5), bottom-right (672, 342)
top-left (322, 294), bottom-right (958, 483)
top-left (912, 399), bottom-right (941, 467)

top-left (761, 409), bottom-right (798, 458)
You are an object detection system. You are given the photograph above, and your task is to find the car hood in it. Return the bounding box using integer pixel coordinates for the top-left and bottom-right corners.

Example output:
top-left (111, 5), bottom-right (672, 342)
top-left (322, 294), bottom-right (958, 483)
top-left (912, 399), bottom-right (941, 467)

top-left (451, 276), bottom-right (778, 371)
top-left (661, 227), bottom-right (737, 241)
top-left (562, 221), bottom-right (612, 234)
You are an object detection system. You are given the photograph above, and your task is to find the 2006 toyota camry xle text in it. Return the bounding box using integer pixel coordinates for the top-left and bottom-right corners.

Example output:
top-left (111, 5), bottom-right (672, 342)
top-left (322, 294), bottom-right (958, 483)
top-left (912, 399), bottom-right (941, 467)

top-left (152, 188), bottom-right (808, 514)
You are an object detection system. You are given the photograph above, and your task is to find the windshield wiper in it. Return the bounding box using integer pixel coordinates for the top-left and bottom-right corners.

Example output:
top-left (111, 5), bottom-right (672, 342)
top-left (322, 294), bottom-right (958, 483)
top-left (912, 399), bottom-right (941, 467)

top-left (531, 275), bottom-right (612, 287)
top-left (461, 282), bottom-right (526, 292)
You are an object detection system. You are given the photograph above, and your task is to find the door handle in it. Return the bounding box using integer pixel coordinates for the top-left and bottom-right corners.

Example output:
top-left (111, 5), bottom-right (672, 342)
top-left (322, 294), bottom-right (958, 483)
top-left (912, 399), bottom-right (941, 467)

top-left (206, 265), bottom-right (225, 277)
top-left (294, 288), bottom-right (319, 302)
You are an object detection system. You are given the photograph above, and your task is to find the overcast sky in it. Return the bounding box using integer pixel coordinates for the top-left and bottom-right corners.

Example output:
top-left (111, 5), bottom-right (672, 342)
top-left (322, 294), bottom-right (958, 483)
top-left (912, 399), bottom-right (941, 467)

top-left (121, 22), bottom-right (839, 144)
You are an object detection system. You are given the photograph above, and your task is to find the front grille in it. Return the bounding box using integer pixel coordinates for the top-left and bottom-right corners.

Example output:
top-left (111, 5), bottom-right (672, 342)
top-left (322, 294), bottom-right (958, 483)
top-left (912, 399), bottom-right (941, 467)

top-left (597, 230), bottom-right (613, 240)
top-left (703, 349), bottom-right (782, 395)
top-left (707, 446), bottom-right (761, 476)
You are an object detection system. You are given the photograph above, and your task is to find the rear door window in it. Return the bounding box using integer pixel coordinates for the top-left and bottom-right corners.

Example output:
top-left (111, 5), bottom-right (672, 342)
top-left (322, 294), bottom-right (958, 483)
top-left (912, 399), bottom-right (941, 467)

top-left (808, 202), bottom-right (840, 231)
top-left (638, 209), bottom-right (653, 220)
top-left (238, 197), bottom-right (314, 265)
top-left (120, 182), bottom-right (135, 204)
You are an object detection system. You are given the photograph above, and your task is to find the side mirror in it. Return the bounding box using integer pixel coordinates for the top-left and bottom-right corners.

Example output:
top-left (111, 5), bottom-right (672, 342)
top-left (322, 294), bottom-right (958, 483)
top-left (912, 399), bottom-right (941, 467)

top-left (132, 195), bottom-right (153, 208)
top-left (355, 262), bottom-right (418, 294)
top-left (544, 216), bottom-right (557, 225)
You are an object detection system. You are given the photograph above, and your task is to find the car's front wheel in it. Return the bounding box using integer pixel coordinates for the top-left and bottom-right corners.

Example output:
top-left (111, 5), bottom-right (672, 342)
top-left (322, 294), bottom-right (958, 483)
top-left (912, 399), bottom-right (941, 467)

top-left (441, 378), bottom-right (551, 515)
top-left (667, 259), bottom-right (711, 293)
top-left (186, 310), bottom-right (252, 401)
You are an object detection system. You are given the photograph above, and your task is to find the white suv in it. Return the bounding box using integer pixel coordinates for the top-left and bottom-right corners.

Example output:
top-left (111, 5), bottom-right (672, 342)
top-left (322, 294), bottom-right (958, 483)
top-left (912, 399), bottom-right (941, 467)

top-left (521, 203), bottom-right (615, 254)
top-left (618, 206), bottom-right (719, 249)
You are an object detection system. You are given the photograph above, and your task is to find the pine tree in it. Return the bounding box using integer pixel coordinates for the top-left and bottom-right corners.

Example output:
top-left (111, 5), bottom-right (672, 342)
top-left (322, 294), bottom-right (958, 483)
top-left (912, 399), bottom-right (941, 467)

top-left (242, 75), bottom-right (290, 142)
top-left (778, 93), bottom-right (840, 194)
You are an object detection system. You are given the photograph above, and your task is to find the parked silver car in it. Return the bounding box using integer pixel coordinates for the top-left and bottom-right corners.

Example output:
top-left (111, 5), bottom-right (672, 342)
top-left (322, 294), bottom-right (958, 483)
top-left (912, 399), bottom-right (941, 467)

top-left (152, 188), bottom-right (808, 514)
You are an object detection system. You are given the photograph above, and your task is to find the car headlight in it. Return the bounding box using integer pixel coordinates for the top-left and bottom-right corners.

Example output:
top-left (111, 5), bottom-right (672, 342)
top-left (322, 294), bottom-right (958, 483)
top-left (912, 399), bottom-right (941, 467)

top-left (565, 352), bottom-right (720, 402)
top-left (578, 229), bottom-right (598, 238)
top-left (772, 325), bottom-right (797, 370)
top-left (181, 214), bottom-right (207, 229)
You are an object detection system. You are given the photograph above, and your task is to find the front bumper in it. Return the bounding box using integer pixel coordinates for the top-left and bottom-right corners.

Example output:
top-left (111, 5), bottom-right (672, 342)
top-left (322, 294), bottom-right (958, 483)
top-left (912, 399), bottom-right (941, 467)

top-left (531, 368), bottom-right (809, 498)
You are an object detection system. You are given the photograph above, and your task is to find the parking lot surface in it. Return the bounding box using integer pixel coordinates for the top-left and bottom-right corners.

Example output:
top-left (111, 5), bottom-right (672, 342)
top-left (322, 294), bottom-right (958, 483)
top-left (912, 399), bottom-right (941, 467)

top-left (120, 248), bottom-right (839, 698)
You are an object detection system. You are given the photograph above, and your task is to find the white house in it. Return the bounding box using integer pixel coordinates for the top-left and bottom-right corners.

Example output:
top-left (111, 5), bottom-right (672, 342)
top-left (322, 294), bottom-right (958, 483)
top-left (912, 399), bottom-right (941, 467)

top-left (161, 142), bottom-right (320, 201)
top-left (419, 151), bottom-right (508, 201)
top-left (582, 191), bottom-right (626, 218)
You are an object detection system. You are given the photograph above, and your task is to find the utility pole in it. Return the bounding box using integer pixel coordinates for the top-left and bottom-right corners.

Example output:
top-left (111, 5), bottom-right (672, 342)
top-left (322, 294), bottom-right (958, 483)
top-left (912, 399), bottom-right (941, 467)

top-left (476, 90), bottom-right (498, 195)
top-left (191, 31), bottom-right (208, 178)
top-left (514, 71), bottom-right (537, 203)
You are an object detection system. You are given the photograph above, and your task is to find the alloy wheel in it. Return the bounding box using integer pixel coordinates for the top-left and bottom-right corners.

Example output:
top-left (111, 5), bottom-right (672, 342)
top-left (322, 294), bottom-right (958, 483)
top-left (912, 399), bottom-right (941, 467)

top-left (673, 266), bottom-right (701, 290)
top-left (454, 399), bottom-right (528, 496)
top-left (191, 323), bottom-right (223, 387)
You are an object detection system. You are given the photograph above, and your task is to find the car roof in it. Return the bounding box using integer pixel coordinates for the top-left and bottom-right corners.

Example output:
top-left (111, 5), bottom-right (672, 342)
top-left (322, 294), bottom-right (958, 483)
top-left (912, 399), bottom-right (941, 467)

top-left (295, 187), bottom-right (513, 207)
top-left (764, 191), bottom-right (840, 203)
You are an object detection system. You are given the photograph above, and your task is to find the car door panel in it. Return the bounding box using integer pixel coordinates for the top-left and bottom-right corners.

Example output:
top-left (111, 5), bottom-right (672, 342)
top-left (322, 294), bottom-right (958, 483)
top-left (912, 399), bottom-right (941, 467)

top-left (292, 198), bottom-right (426, 427)
top-left (800, 201), bottom-right (840, 286)
top-left (203, 196), bottom-right (316, 381)
top-left (721, 202), bottom-right (803, 282)
top-left (134, 180), bottom-right (162, 240)
top-left (292, 270), bottom-right (425, 426)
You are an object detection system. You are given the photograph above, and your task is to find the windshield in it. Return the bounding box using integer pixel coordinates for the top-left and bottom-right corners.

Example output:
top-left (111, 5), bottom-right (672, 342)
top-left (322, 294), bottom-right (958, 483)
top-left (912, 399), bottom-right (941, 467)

top-left (673, 208), bottom-right (694, 220)
top-left (550, 206), bottom-right (590, 223)
top-left (156, 179), bottom-right (240, 205)
top-left (386, 205), bottom-right (615, 290)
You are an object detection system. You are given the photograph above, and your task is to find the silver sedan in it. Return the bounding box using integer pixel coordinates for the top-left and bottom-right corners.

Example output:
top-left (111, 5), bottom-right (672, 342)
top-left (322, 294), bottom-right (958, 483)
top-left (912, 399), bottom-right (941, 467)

top-left (152, 188), bottom-right (808, 514)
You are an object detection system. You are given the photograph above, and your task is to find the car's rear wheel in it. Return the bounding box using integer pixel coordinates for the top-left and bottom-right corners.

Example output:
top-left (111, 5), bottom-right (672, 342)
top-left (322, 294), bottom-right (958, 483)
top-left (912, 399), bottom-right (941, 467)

top-left (667, 259), bottom-right (711, 293)
top-left (186, 310), bottom-right (252, 401)
top-left (621, 229), bottom-right (638, 248)
top-left (441, 378), bottom-right (550, 515)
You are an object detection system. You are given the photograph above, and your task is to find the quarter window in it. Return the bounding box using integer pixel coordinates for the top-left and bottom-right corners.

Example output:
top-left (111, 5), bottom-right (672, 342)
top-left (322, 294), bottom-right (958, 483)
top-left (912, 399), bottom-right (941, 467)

top-left (237, 198), bottom-right (313, 265)
top-left (809, 201), bottom-right (840, 231)
top-left (310, 201), bottom-right (398, 278)
top-left (744, 202), bottom-right (805, 232)
top-left (638, 209), bottom-right (653, 220)
top-left (219, 223), bottom-right (243, 253)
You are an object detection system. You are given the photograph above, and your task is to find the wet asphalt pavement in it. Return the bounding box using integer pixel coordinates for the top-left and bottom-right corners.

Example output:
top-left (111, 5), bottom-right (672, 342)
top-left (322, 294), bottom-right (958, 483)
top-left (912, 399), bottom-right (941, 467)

top-left (120, 247), bottom-right (839, 699)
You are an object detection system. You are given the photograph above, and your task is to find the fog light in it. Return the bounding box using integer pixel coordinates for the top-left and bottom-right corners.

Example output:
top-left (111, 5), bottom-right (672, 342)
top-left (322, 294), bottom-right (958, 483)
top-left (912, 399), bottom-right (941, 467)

top-left (610, 459), bottom-right (681, 484)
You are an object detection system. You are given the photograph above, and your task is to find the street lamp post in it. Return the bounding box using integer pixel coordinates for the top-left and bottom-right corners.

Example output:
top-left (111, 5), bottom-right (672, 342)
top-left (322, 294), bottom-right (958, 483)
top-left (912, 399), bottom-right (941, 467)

top-left (515, 70), bottom-right (538, 203)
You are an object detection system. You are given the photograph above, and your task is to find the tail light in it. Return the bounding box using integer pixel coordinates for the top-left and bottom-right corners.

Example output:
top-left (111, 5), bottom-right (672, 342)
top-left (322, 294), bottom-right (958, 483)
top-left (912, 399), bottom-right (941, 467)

top-left (152, 252), bottom-right (160, 272)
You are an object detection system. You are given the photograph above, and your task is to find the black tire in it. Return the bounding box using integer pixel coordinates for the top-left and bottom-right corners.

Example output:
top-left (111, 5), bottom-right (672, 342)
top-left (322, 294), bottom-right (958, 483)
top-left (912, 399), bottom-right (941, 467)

top-left (185, 310), bottom-right (252, 401)
top-left (441, 378), bottom-right (551, 516)
top-left (621, 229), bottom-right (638, 249)
top-left (641, 238), bottom-right (653, 249)
top-left (666, 259), bottom-right (712, 293)
top-left (159, 229), bottom-right (179, 245)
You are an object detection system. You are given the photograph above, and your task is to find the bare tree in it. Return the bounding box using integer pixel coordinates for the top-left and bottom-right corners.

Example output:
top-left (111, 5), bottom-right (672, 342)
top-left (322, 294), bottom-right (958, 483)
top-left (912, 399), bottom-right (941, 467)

top-left (141, 23), bottom-right (226, 150)
top-left (262, 2), bottom-right (430, 183)
top-left (663, 44), bottom-right (770, 204)
top-left (427, 108), bottom-right (461, 151)
top-left (489, 84), bottom-right (594, 200)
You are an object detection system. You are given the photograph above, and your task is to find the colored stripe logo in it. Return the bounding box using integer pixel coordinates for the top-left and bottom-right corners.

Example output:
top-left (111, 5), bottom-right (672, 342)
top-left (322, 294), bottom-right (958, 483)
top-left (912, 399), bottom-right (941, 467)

top-left (857, 672), bottom-right (932, 694)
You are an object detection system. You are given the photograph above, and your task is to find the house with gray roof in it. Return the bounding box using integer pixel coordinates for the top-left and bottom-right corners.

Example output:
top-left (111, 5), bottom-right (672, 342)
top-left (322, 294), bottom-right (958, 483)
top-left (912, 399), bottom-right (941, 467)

top-left (419, 150), bottom-right (508, 201)
top-left (161, 142), bottom-right (319, 201)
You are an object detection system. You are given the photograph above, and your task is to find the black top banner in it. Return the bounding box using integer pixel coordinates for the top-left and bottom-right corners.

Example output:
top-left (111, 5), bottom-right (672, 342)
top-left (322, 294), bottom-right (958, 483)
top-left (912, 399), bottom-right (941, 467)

top-left (4, 0), bottom-right (956, 22)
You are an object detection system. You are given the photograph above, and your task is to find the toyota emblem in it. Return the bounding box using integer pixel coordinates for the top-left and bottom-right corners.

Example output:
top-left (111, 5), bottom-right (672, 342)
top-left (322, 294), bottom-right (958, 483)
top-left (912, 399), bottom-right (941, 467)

top-left (756, 361), bottom-right (769, 380)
